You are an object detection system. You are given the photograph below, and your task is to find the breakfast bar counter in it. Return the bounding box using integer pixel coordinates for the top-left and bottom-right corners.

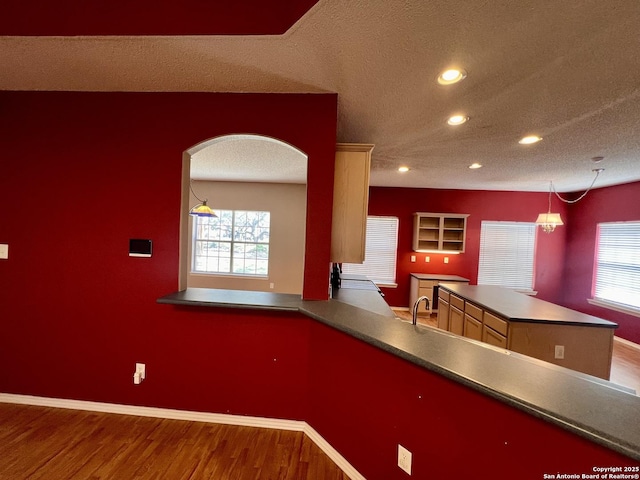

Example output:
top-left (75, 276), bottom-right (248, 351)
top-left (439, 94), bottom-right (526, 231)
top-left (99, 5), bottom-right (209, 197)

top-left (158, 287), bottom-right (639, 462)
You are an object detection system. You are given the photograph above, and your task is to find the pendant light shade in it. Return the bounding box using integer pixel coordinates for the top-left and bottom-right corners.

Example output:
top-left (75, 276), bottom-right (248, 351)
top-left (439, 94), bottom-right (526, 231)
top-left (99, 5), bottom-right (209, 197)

top-left (535, 212), bottom-right (564, 233)
top-left (536, 182), bottom-right (564, 234)
top-left (189, 200), bottom-right (217, 217)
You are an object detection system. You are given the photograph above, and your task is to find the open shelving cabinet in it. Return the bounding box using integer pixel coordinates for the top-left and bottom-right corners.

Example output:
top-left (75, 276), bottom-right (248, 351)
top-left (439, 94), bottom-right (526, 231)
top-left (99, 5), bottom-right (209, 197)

top-left (413, 212), bottom-right (469, 253)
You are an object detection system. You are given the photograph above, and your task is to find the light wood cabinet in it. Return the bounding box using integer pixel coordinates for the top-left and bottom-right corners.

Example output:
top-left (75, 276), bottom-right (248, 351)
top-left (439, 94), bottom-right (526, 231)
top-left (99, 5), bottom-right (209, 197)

top-left (482, 311), bottom-right (509, 348)
top-left (463, 314), bottom-right (482, 341)
top-left (413, 213), bottom-right (469, 253)
top-left (330, 143), bottom-right (373, 263)
top-left (437, 299), bottom-right (450, 330)
top-left (449, 304), bottom-right (464, 336)
top-left (482, 325), bottom-right (508, 348)
top-left (463, 300), bottom-right (483, 341)
top-left (410, 277), bottom-right (437, 315)
top-left (437, 288), bottom-right (450, 330)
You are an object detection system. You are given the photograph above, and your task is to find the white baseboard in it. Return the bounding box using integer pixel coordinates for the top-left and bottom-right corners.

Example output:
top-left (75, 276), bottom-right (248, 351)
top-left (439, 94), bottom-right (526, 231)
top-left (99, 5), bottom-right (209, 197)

top-left (0, 393), bottom-right (365, 480)
top-left (614, 336), bottom-right (640, 352)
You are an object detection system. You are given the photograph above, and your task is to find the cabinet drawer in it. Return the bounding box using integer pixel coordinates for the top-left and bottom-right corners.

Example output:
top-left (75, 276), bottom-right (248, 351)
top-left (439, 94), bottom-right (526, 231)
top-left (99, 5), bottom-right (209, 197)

top-left (418, 287), bottom-right (433, 299)
top-left (419, 280), bottom-right (437, 289)
top-left (438, 288), bottom-right (450, 302)
top-left (450, 294), bottom-right (464, 311)
top-left (484, 311), bottom-right (508, 336)
top-left (465, 302), bottom-right (483, 321)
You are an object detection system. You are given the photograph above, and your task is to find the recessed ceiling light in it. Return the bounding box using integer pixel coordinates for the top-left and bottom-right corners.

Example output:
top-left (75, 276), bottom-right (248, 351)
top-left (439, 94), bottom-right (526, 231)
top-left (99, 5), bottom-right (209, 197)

top-left (437, 68), bottom-right (467, 85)
top-left (447, 115), bottom-right (469, 126)
top-left (398, 166), bottom-right (410, 173)
top-left (468, 163), bottom-right (482, 169)
top-left (519, 135), bottom-right (543, 145)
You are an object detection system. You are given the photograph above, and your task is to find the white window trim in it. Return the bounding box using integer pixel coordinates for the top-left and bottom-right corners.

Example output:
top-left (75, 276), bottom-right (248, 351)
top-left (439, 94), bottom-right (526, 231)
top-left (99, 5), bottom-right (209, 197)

top-left (587, 298), bottom-right (640, 318)
top-left (192, 209), bottom-right (271, 277)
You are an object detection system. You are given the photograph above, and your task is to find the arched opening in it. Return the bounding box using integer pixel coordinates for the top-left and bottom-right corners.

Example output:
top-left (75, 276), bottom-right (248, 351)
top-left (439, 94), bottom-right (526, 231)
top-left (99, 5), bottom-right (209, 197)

top-left (178, 134), bottom-right (308, 294)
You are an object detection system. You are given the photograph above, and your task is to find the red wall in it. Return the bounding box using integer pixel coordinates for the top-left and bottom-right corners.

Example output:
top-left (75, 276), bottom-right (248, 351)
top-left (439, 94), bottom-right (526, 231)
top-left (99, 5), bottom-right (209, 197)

top-left (562, 181), bottom-right (640, 342)
top-left (2, 0), bottom-right (320, 36)
top-left (368, 187), bottom-right (568, 309)
top-left (0, 91), bottom-right (336, 301)
top-left (0, 90), bottom-right (335, 406)
top-left (308, 322), bottom-right (635, 479)
top-left (0, 91), bottom-right (636, 476)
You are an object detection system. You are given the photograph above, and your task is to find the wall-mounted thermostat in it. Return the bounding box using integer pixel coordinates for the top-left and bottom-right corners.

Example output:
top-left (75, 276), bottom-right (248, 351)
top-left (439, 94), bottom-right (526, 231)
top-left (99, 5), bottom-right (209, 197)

top-left (129, 239), bottom-right (152, 257)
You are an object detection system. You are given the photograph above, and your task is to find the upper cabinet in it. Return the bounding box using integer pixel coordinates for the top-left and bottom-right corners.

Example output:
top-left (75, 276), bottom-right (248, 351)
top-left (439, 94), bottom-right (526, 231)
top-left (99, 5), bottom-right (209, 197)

top-left (413, 212), bottom-right (469, 253)
top-left (331, 143), bottom-right (374, 263)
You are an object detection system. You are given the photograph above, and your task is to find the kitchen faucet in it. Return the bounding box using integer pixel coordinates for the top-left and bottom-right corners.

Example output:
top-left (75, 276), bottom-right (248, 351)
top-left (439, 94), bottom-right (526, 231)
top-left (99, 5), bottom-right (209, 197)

top-left (412, 296), bottom-right (430, 325)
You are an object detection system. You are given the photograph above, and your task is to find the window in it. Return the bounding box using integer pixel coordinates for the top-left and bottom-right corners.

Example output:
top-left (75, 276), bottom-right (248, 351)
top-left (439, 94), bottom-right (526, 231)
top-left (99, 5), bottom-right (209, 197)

top-left (193, 210), bottom-right (270, 276)
top-left (592, 221), bottom-right (640, 315)
top-left (342, 216), bottom-right (399, 286)
top-left (477, 221), bottom-right (537, 292)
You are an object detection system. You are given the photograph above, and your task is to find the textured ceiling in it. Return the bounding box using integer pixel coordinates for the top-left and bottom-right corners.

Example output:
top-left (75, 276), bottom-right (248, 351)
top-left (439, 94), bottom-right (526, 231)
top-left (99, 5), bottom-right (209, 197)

top-left (190, 135), bottom-right (307, 184)
top-left (2, 0), bottom-right (640, 192)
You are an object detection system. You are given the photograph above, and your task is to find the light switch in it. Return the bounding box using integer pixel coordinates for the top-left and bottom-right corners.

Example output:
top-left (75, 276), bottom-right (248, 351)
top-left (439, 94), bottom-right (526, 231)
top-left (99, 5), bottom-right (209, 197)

top-left (0, 244), bottom-right (8, 259)
top-left (444, 257), bottom-right (449, 264)
top-left (410, 255), bottom-right (416, 263)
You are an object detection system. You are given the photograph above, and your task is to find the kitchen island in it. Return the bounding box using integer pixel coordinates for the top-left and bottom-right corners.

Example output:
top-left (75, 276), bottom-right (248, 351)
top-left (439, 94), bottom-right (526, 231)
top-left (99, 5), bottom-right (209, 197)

top-left (437, 283), bottom-right (618, 379)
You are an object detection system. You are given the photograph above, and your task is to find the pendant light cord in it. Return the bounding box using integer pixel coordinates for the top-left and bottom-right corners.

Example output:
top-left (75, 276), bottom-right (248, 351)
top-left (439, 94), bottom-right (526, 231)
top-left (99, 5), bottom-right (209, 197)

top-left (189, 180), bottom-right (207, 203)
top-left (551, 168), bottom-right (603, 204)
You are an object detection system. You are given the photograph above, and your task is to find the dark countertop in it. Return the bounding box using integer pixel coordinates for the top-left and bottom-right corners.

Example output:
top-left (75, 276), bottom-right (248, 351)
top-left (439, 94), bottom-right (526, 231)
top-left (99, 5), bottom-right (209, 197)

top-left (157, 288), bottom-right (639, 460)
top-left (410, 273), bottom-right (470, 282)
top-left (439, 283), bottom-right (618, 328)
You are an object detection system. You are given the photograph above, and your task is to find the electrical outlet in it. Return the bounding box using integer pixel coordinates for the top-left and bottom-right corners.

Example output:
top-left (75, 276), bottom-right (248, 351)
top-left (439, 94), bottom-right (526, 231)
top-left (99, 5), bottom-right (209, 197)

top-left (0, 244), bottom-right (8, 260)
top-left (554, 345), bottom-right (565, 359)
top-left (424, 256), bottom-right (430, 263)
top-left (444, 257), bottom-right (449, 264)
top-left (398, 444), bottom-right (412, 475)
top-left (410, 255), bottom-right (416, 263)
top-left (136, 363), bottom-right (146, 379)
top-left (133, 363), bottom-right (146, 385)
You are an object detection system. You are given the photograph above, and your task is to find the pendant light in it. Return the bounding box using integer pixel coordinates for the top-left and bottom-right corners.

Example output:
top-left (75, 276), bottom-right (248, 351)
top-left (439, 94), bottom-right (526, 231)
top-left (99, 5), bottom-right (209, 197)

top-left (535, 182), bottom-right (564, 233)
top-left (189, 181), bottom-right (217, 217)
top-left (535, 168), bottom-right (604, 233)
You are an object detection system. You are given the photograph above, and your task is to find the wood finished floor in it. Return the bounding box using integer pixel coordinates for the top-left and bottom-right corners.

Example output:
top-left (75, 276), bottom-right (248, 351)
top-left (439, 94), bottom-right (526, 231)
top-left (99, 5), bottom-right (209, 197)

top-left (394, 310), bottom-right (640, 395)
top-left (2, 320), bottom-right (638, 480)
top-left (0, 404), bottom-right (349, 480)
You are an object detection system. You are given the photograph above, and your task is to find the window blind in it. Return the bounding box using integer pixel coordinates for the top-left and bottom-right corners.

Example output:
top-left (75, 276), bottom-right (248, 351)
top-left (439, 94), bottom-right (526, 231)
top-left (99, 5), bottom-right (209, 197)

top-left (342, 216), bottom-right (399, 285)
top-left (477, 221), bottom-right (536, 291)
top-left (593, 221), bottom-right (640, 311)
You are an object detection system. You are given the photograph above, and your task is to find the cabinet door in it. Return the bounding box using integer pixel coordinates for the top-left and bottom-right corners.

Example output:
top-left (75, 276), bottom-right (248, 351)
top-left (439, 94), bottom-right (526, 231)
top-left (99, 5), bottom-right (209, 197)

top-left (330, 143), bottom-right (373, 263)
top-left (449, 306), bottom-right (464, 336)
top-left (482, 325), bottom-right (508, 348)
top-left (437, 299), bottom-right (450, 330)
top-left (463, 314), bottom-right (482, 341)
